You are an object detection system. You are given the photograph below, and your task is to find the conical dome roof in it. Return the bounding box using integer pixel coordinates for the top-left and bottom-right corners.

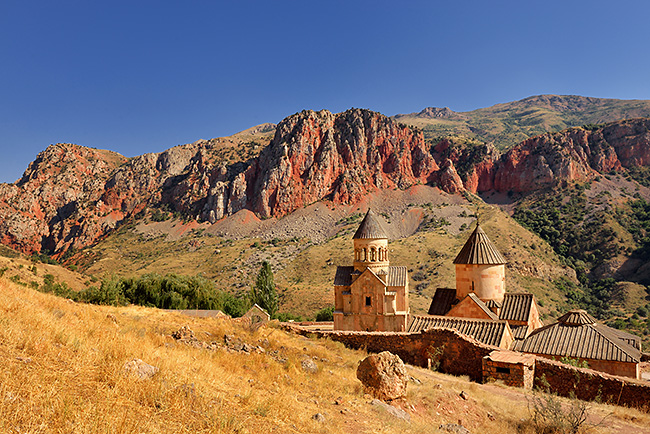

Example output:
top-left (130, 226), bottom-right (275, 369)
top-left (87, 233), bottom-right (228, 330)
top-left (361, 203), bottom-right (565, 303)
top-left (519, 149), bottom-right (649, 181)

top-left (453, 221), bottom-right (506, 265)
top-left (353, 209), bottom-right (388, 239)
top-left (557, 310), bottom-right (596, 325)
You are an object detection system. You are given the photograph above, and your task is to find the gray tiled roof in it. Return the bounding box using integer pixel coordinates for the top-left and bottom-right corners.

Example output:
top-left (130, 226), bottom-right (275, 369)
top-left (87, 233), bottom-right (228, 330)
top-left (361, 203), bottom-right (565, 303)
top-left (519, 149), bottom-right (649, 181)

top-left (334, 266), bottom-right (407, 287)
top-left (408, 315), bottom-right (511, 347)
top-left (334, 266), bottom-right (354, 286)
top-left (453, 223), bottom-right (507, 265)
top-left (500, 293), bottom-right (534, 322)
top-left (515, 312), bottom-right (642, 363)
top-left (353, 209), bottom-right (389, 239)
top-left (510, 325), bottom-right (530, 340)
top-left (556, 310), bottom-right (595, 325)
top-left (428, 288), bottom-right (456, 315)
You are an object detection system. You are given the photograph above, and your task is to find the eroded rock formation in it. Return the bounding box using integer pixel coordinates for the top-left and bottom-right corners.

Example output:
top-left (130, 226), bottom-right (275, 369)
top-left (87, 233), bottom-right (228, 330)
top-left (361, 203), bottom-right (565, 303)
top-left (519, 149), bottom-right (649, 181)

top-left (1, 110), bottom-right (650, 256)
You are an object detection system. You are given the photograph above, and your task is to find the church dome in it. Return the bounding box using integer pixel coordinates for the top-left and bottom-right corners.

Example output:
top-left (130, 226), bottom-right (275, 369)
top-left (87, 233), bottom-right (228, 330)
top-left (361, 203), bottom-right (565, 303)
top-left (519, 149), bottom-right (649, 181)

top-left (353, 209), bottom-right (389, 239)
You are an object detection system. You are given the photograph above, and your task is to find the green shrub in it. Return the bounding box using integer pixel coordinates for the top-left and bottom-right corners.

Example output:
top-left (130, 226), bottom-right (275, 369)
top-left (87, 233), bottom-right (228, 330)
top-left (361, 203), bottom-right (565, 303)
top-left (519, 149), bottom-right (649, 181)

top-left (315, 306), bottom-right (334, 322)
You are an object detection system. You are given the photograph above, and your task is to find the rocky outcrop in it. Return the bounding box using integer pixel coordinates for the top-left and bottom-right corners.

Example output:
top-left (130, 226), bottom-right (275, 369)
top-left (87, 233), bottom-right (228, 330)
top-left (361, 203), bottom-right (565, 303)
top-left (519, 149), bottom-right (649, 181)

top-left (2, 112), bottom-right (650, 256)
top-left (250, 109), bottom-right (440, 217)
top-left (489, 118), bottom-right (650, 193)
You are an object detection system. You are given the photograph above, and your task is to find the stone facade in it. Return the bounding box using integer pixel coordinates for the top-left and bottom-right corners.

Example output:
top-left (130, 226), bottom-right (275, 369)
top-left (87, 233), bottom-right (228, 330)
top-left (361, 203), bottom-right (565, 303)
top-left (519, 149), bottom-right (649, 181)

top-left (534, 358), bottom-right (650, 409)
top-left (285, 323), bottom-right (650, 411)
top-left (455, 263), bottom-right (506, 303)
top-left (334, 210), bottom-right (409, 332)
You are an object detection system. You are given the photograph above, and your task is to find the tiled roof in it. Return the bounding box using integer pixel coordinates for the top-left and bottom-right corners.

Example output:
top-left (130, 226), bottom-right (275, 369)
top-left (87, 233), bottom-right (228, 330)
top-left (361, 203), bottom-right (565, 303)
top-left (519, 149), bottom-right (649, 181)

top-left (485, 299), bottom-right (502, 309)
top-left (353, 209), bottom-right (389, 239)
top-left (557, 310), bottom-right (595, 325)
top-left (334, 266), bottom-right (407, 287)
top-left (515, 313), bottom-right (642, 363)
top-left (500, 293), bottom-right (534, 322)
top-left (428, 288), bottom-right (456, 315)
top-left (510, 325), bottom-right (530, 340)
top-left (453, 222), bottom-right (507, 265)
top-left (334, 266), bottom-right (354, 286)
top-left (608, 327), bottom-right (642, 351)
top-left (387, 266), bottom-right (408, 287)
top-left (408, 315), bottom-right (511, 347)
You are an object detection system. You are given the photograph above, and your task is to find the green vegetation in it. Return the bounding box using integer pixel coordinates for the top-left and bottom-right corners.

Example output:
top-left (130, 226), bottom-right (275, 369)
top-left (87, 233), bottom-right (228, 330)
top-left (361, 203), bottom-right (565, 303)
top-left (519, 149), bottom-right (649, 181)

top-left (250, 261), bottom-right (279, 319)
top-left (513, 185), bottom-right (630, 318)
top-left (315, 306), bottom-right (334, 322)
top-left (616, 198), bottom-right (650, 262)
top-left (395, 95), bottom-right (650, 150)
top-left (36, 273), bottom-right (251, 317)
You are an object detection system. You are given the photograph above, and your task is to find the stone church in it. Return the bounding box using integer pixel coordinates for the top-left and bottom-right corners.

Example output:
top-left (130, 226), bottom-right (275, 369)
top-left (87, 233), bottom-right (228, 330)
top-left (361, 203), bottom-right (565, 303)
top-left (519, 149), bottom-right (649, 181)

top-left (333, 209), bottom-right (409, 332)
top-left (332, 211), bottom-right (643, 378)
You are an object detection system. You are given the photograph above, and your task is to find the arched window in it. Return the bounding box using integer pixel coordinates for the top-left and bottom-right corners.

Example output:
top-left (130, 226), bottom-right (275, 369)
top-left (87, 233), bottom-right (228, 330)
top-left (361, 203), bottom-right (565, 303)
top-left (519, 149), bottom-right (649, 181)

top-left (362, 248), bottom-right (367, 261)
top-left (371, 247), bottom-right (376, 261)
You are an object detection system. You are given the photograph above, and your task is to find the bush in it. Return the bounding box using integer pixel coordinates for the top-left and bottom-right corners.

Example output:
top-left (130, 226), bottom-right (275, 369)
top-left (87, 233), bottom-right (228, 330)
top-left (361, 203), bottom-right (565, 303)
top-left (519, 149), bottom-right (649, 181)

top-left (525, 392), bottom-right (588, 434)
top-left (315, 306), bottom-right (334, 322)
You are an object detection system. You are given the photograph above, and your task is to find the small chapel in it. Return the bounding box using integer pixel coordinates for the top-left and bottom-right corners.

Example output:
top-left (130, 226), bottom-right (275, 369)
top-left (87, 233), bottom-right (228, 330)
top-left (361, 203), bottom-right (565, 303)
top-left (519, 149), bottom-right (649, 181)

top-left (333, 209), bottom-right (409, 332)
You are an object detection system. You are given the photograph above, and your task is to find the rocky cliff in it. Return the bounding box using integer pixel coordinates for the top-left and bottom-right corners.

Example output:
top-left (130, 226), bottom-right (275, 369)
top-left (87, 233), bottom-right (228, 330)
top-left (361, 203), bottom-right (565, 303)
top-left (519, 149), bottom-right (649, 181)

top-left (2, 109), bottom-right (650, 256)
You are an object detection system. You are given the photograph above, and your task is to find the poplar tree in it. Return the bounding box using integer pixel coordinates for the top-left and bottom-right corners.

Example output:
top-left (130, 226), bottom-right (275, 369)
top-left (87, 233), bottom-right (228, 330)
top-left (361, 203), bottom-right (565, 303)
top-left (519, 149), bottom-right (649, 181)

top-left (251, 261), bottom-right (278, 318)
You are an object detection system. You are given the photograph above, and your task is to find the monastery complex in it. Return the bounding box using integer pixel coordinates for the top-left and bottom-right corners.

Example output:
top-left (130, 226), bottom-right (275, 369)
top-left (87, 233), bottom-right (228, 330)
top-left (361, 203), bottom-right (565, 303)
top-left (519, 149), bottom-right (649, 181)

top-left (333, 210), bottom-right (643, 379)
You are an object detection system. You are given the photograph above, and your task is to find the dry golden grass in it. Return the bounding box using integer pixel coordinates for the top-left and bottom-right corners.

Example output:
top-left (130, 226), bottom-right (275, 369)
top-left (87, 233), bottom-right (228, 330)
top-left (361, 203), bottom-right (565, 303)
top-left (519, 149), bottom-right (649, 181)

top-left (2, 277), bottom-right (647, 433)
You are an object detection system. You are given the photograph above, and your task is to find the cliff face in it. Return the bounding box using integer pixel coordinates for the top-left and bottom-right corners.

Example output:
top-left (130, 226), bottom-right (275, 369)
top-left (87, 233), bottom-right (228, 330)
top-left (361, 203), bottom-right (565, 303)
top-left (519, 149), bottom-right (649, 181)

top-left (250, 109), bottom-right (440, 217)
top-left (487, 119), bottom-right (650, 193)
top-left (2, 111), bottom-right (650, 256)
top-left (0, 144), bottom-right (127, 253)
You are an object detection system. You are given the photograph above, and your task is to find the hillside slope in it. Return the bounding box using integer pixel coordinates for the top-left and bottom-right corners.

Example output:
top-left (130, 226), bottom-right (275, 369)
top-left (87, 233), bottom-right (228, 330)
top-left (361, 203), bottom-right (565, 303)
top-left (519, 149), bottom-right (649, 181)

top-left (2, 277), bottom-right (649, 433)
top-left (395, 94), bottom-right (650, 148)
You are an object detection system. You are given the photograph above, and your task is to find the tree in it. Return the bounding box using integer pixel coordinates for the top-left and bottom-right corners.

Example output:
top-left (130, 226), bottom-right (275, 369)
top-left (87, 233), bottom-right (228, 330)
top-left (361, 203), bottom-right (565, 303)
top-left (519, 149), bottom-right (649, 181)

top-left (251, 261), bottom-right (278, 318)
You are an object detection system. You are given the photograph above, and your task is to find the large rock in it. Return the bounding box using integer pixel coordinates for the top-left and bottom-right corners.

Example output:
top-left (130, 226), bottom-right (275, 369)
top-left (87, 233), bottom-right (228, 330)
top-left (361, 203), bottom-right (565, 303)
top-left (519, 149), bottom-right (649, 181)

top-left (356, 351), bottom-right (407, 401)
top-left (123, 358), bottom-right (158, 380)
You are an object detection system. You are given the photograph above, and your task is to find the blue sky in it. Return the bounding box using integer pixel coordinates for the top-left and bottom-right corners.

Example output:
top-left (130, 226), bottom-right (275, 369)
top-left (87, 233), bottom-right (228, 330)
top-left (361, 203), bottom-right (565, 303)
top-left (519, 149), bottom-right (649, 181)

top-left (1, 0), bottom-right (650, 183)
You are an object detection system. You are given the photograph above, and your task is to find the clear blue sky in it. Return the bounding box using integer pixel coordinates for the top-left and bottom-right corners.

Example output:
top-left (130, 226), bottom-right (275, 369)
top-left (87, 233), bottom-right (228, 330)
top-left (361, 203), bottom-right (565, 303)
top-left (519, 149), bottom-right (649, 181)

top-left (1, 0), bottom-right (650, 183)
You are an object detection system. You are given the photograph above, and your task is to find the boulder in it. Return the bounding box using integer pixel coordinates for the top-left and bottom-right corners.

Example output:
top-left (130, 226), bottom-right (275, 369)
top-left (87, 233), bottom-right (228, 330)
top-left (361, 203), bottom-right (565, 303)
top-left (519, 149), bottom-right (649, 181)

top-left (123, 358), bottom-right (158, 380)
top-left (356, 351), bottom-right (407, 401)
top-left (301, 358), bottom-right (319, 374)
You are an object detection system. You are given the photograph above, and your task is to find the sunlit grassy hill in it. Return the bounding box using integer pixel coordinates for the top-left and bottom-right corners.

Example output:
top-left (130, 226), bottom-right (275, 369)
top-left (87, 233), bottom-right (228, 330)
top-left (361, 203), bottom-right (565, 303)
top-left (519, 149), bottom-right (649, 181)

top-left (2, 277), bottom-right (649, 433)
top-left (394, 95), bottom-right (650, 149)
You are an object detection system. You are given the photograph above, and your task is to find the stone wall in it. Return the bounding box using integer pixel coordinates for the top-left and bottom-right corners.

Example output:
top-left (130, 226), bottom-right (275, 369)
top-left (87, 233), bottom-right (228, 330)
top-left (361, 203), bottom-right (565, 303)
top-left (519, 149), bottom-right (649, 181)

top-left (534, 358), bottom-right (650, 410)
top-left (288, 325), bottom-right (495, 382)
top-left (483, 351), bottom-right (535, 389)
top-left (285, 323), bottom-right (650, 411)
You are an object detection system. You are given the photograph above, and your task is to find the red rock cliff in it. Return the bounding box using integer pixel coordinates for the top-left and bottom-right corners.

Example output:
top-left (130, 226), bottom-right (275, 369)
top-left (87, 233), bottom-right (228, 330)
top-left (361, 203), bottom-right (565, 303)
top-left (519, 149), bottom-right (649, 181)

top-left (2, 113), bottom-right (650, 255)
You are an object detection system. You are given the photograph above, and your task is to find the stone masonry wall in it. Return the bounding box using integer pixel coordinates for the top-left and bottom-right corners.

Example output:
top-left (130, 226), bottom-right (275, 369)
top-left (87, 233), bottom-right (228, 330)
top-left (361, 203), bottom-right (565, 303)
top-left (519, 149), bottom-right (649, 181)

top-left (534, 358), bottom-right (650, 410)
top-left (285, 324), bottom-right (650, 411)
top-left (287, 325), bottom-right (495, 382)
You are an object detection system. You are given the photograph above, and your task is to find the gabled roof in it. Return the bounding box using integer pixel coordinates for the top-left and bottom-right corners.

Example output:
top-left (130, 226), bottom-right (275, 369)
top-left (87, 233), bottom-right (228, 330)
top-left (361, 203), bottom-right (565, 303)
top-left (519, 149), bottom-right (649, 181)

top-left (447, 293), bottom-right (499, 320)
top-left (428, 288), bottom-right (456, 315)
top-left (510, 325), bottom-right (530, 340)
top-left (353, 209), bottom-right (389, 239)
top-left (500, 293), bottom-right (535, 322)
top-left (387, 266), bottom-right (408, 287)
top-left (334, 266), bottom-right (407, 288)
top-left (334, 266), bottom-right (354, 286)
top-left (408, 315), bottom-right (511, 347)
top-left (515, 310), bottom-right (642, 363)
top-left (453, 222), bottom-right (507, 265)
